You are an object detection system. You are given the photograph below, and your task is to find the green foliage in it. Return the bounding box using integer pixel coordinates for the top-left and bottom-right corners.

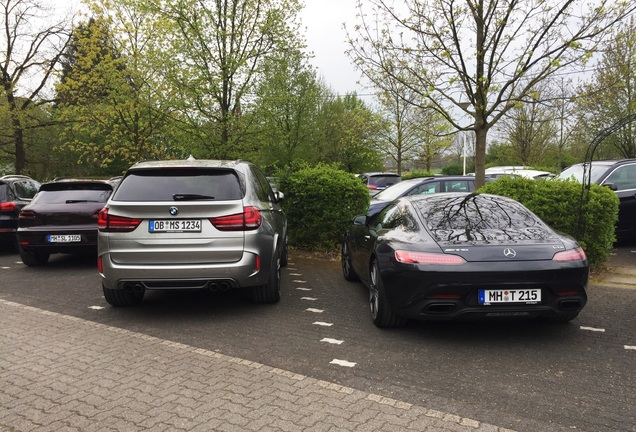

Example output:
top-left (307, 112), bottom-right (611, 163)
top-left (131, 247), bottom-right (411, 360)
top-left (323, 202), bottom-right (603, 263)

top-left (402, 169), bottom-right (433, 179)
top-left (279, 164), bottom-right (370, 250)
top-left (442, 162), bottom-right (474, 175)
top-left (479, 177), bottom-right (619, 269)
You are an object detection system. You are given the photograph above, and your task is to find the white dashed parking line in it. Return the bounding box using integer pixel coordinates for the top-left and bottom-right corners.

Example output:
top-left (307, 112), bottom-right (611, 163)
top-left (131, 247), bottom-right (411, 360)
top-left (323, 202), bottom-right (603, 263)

top-left (314, 322), bottom-right (333, 327)
top-left (306, 308), bottom-right (324, 313)
top-left (580, 326), bottom-right (606, 332)
top-left (330, 359), bottom-right (356, 367)
top-left (88, 306), bottom-right (105, 310)
top-left (625, 345), bottom-right (636, 350)
top-left (301, 297), bottom-right (317, 301)
top-left (321, 338), bottom-right (344, 345)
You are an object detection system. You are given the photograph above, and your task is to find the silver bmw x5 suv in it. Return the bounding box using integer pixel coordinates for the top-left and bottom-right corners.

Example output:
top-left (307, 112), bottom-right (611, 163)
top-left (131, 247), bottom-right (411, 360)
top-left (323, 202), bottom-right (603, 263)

top-left (97, 159), bottom-right (287, 306)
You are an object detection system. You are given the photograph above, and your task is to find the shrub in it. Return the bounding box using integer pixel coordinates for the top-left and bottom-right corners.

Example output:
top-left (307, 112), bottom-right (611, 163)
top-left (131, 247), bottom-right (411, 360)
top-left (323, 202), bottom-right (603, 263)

top-left (279, 164), bottom-right (370, 251)
top-left (479, 177), bottom-right (618, 269)
top-left (402, 170), bottom-right (433, 179)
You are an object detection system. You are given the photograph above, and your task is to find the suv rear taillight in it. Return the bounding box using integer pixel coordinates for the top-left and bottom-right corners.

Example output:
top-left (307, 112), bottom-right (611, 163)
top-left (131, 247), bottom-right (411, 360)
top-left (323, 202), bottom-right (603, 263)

top-left (0, 201), bottom-right (18, 211)
top-left (97, 208), bottom-right (142, 232)
top-left (210, 206), bottom-right (262, 231)
top-left (19, 210), bottom-right (36, 219)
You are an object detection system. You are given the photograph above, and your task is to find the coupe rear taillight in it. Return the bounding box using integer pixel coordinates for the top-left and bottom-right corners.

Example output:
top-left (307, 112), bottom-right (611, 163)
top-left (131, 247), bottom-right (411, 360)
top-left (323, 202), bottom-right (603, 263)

top-left (210, 206), bottom-right (262, 231)
top-left (19, 210), bottom-right (36, 219)
top-left (97, 208), bottom-right (142, 232)
top-left (0, 201), bottom-right (18, 211)
top-left (395, 251), bottom-right (466, 265)
top-left (552, 248), bottom-right (587, 262)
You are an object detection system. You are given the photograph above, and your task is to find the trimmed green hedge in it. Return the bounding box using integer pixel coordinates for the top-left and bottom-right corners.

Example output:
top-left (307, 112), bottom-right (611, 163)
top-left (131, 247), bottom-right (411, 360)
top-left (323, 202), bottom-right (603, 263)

top-left (279, 164), bottom-right (370, 251)
top-left (479, 177), bottom-right (619, 269)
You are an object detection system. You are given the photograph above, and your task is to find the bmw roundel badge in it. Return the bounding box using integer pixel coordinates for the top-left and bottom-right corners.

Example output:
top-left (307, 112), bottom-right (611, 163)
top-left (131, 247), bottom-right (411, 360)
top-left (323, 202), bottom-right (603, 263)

top-left (169, 206), bottom-right (179, 216)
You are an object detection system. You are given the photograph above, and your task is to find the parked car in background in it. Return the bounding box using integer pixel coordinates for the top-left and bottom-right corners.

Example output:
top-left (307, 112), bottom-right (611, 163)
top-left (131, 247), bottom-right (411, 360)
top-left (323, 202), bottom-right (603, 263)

top-left (485, 166), bottom-right (554, 181)
top-left (557, 159), bottom-right (636, 239)
top-left (17, 178), bottom-right (119, 266)
top-left (367, 176), bottom-right (476, 216)
top-left (359, 172), bottom-right (402, 195)
top-left (0, 175), bottom-right (40, 248)
top-left (341, 193), bottom-right (589, 327)
top-left (97, 159), bottom-right (288, 307)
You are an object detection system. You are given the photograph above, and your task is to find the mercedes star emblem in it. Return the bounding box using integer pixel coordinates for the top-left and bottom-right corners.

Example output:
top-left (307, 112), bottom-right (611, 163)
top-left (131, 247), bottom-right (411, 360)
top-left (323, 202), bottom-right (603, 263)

top-left (503, 248), bottom-right (517, 258)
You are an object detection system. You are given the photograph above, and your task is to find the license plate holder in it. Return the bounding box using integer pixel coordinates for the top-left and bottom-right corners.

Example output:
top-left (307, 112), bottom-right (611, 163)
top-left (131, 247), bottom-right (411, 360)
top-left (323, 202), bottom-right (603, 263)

top-left (478, 289), bottom-right (541, 305)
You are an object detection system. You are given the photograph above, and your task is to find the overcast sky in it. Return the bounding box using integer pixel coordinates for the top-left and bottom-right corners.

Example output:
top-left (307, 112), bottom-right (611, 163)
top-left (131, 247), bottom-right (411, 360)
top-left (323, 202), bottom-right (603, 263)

top-left (299, 0), bottom-right (366, 97)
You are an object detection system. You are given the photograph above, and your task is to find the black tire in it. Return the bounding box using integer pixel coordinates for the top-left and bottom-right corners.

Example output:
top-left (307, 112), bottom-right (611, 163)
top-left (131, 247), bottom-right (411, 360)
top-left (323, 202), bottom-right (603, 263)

top-left (102, 284), bottom-right (145, 306)
top-left (280, 235), bottom-right (288, 268)
top-left (251, 254), bottom-right (281, 303)
top-left (341, 240), bottom-right (358, 282)
top-left (369, 259), bottom-right (406, 328)
top-left (19, 247), bottom-right (50, 266)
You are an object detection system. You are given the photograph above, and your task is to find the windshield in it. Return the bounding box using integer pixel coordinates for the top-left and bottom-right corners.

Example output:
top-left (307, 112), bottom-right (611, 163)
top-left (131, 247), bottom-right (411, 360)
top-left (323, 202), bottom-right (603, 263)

top-left (373, 180), bottom-right (422, 201)
top-left (557, 164), bottom-right (610, 184)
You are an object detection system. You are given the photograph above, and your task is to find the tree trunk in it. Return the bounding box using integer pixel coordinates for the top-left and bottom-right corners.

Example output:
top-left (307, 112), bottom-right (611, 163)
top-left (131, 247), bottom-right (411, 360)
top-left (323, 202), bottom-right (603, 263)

top-left (474, 126), bottom-right (488, 188)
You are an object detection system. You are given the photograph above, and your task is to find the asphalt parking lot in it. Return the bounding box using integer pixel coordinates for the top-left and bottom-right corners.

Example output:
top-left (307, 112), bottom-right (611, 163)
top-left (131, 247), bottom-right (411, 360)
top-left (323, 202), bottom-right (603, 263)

top-left (0, 244), bottom-right (634, 432)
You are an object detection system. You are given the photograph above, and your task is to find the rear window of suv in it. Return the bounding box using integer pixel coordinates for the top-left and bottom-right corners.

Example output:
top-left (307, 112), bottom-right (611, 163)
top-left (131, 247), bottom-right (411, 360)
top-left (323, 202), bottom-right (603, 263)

top-left (33, 183), bottom-right (113, 204)
top-left (112, 169), bottom-right (244, 202)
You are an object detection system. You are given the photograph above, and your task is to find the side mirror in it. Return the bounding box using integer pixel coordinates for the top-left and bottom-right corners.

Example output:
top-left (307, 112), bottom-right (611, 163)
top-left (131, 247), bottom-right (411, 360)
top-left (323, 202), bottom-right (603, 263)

top-left (353, 215), bottom-right (367, 226)
top-left (274, 191), bottom-right (285, 202)
top-left (603, 183), bottom-right (618, 191)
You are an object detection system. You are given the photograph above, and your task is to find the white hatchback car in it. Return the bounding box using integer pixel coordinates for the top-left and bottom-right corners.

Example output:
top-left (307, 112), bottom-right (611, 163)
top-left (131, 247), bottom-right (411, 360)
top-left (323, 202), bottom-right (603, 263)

top-left (97, 159), bottom-right (287, 306)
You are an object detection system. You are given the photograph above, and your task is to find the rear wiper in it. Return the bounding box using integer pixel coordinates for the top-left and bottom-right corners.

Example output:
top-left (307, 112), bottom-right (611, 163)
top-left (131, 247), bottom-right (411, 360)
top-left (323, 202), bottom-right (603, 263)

top-left (173, 194), bottom-right (215, 201)
top-left (66, 200), bottom-right (100, 203)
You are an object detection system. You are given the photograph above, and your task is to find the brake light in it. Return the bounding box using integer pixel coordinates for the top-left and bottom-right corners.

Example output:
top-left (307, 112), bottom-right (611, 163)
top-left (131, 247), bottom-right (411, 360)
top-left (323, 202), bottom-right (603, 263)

top-left (552, 248), bottom-right (587, 261)
top-left (395, 251), bottom-right (466, 265)
top-left (97, 208), bottom-right (142, 232)
top-left (19, 210), bottom-right (36, 219)
top-left (210, 207), bottom-right (262, 231)
top-left (0, 201), bottom-right (18, 211)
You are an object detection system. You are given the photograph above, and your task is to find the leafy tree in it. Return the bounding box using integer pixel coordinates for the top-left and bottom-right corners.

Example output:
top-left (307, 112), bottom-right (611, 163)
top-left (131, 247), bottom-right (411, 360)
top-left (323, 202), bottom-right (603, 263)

top-left (150, 0), bottom-right (303, 159)
top-left (315, 92), bottom-right (384, 173)
top-left (575, 17), bottom-right (636, 159)
top-left (346, 0), bottom-right (636, 187)
top-left (499, 88), bottom-right (556, 165)
top-left (55, 1), bottom-right (182, 174)
top-left (248, 47), bottom-right (322, 172)
top-left (0, 0), bottom-right (71, 174)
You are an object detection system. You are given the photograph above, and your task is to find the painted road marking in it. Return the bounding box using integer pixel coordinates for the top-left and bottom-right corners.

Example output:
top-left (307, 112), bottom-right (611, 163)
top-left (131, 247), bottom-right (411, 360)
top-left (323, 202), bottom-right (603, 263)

top-left (580, 326), bottom-right (605, 332)
top-left (290, 273), bottom-right (302, 276)
top-left (292, 280), bottom-right (307, 283)
top-left (330, 359), bottom-right (356, 367)
top-left (296, 288), bottom-right (311, 291)
top-left (306, 308), bottom-right (324, 313)
top-left (321, 338), bottom-right (344, 345)
top-left (88, 306), bottom-right (105, 310)
top-left (625, 345), bottom-right (636, 350)
top-left (301, 297), bottom-right (317, 301)
top-left (314, 322), bottom-right (333, 327)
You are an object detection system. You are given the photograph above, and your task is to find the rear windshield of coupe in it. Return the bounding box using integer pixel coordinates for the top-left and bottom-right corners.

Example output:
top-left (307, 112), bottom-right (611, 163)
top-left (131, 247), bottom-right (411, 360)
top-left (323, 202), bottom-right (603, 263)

top-left (34, 183), bottom-right (113, 204)
top-left (414, 194), bottom-right (553, 241)
top-left (369, 174), bottom-right (401, 186)
top-left (113, 169), bottom-right (243, 202)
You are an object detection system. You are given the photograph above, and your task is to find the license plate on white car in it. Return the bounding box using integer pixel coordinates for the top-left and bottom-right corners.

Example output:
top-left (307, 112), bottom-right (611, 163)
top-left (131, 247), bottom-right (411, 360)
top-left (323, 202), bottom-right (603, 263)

top-left (149, 219), bottom-right (201, 233)
top-left (478, 289), bottom-right (541, 305)
top-left (47, 234), bottom-right (82, 243)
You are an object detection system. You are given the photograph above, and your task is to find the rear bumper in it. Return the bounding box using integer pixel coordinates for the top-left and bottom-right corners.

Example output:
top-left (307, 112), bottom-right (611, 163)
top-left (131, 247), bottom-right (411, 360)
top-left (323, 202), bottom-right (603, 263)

top-left (98, 251), bottom-right (270, 290)
top-left (381, 261), bottom-right (588, 321)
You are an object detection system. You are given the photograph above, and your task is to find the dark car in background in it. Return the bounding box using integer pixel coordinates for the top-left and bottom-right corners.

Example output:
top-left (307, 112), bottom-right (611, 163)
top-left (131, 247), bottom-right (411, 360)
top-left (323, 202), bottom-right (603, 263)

top-left (557, 159), bottom-right (636, 239)
top-left (359, 172), bottom-right (402, 195)
top-left (341, 193), bottom-right (589, 327)
top-left (17, 178), bottom-right (118, 266)
top-left (368, 176), bottom-right (475, 216)
top-left (97, 159), bottom-right (288, 307)
top-left (0, 175), bottom-right (40, 248)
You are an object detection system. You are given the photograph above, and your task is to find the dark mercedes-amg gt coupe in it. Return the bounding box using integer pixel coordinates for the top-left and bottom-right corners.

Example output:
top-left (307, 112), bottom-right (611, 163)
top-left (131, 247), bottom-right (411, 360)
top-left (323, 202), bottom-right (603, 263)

top-left (341, 193), bottom-right (589, 327)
